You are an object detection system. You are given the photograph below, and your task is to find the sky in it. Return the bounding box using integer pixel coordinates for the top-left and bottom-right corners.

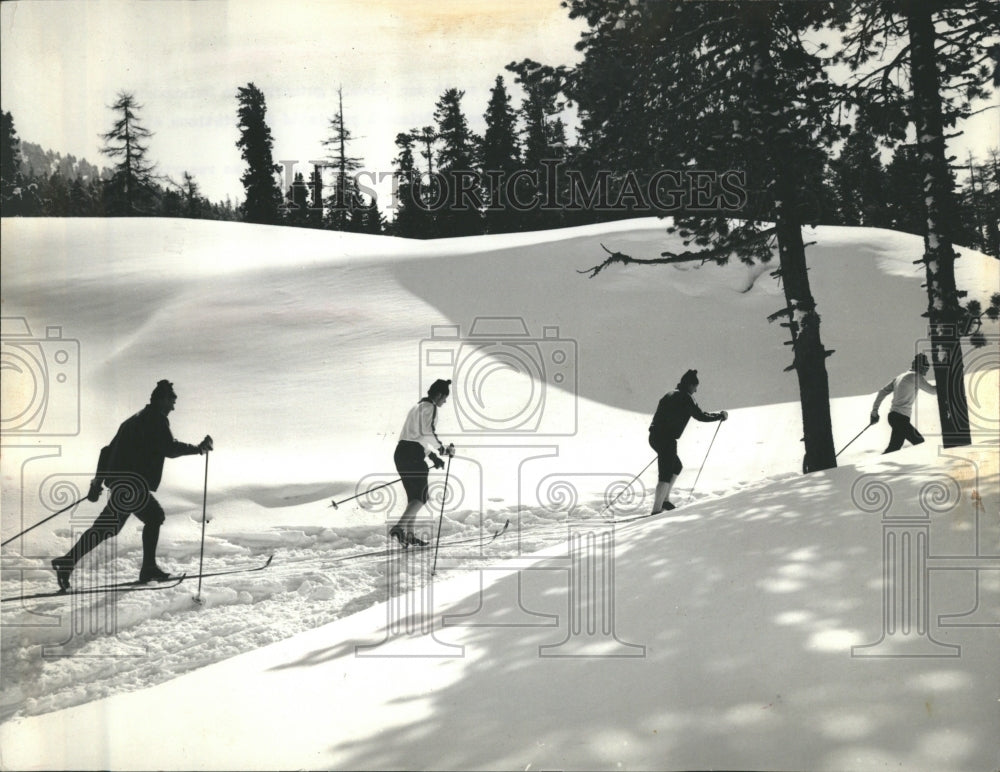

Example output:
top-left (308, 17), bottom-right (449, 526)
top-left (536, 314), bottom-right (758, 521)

top-left (1, 0), bottom-right (997, 209)
top-left (0, 0), bottom-right (587, 205)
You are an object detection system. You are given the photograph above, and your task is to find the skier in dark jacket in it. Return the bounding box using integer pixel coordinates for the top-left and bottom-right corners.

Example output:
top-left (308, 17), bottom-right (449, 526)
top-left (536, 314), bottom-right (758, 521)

top-left (51, 380), bottom-right (213, 589)
top-left (389, 378), bottom-right (455, 547)
top-left (648, 369), bottom-right (727, 514)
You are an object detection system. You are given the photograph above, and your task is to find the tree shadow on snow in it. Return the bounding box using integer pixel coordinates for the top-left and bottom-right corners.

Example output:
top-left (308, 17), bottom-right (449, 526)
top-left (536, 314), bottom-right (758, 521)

top-left (259, 457), bottom-right (999, 770)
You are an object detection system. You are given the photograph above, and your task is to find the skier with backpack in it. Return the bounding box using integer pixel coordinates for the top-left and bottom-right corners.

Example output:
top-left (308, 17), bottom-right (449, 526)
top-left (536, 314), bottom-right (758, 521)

top-left (648, 369), bottom-right (728, 514)
top-left (389, 378), bottom-right (455, 547)
top-left (51, 380), bottom-right (213, 590)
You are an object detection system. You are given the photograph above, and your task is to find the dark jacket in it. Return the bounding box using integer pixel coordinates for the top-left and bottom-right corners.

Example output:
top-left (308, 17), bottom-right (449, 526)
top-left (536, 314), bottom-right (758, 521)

top-left (100, 405), bottom-right (200, 491)
top-left (649, 390), bottom-right (722, 441)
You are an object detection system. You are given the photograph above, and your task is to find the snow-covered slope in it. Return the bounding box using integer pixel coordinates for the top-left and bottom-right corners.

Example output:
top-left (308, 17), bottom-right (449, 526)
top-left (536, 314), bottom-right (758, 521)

top-left (3, 442), bottom-right (998, 772)
top-left (1, 217), bottom-right (997, 770)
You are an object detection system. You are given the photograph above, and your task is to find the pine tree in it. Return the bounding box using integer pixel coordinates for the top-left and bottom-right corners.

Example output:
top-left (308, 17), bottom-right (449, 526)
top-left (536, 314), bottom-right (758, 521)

top-left (47, 171), bottom-right (71, 216)
top-left (159, 185), bottom-right (184, 217)
top-left (87, 178), bottom-right (105, 216)
top-left (390, 131), bottom-right (426, 237)
top-left (578, 0), bottom-right (841, 472)
top-left (100, 91), bottom-right (157, 215)
top-left (360, 195), bottom-right (385, 234)
top-left (562, 1), bottom-right (682, 224)
top-left (236, 82), bottom-right (283, 225)
top-left (831, 122), bottom-right (890, 227)
top-left (840, 0), bottom-right (1000, 447)
top-left (1, 110), bottom-right (20, 187)
top-left (285, 171), bottom-right (311, 227)
top-left (433, 88), bottom-right (482, 236)
top-left (309, 164), bottom-right (325, 229)
top-left (983, 151), bottom-right (1000, 258)
top-left (507, 59), bottom-right (571, 229)
top-left (181, 172), bottom-right (205, 219)
top-left (413, 125), bottom-right (441, 235)
top-left (69, 177), bottom-right (88, 216)
top-left (481, 76), bottom-right (521, 233)
top-left (884, 144), bottom-right (926, 235)
top-left (416, 126), bottom-right (437, 178)
top-left (956, 152), bottom-right (1000, 256)
top-left (323, 87), bottom-right (365, 232)
top-left (1, 110), bottom-right (24, 214)
top-left (509, 60), bottom-right (561, 172)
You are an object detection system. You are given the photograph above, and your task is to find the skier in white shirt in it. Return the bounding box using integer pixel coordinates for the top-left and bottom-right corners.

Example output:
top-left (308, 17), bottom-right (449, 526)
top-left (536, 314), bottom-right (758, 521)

top-left (870, 354), bottom-right (937, 454)
top-left (390, 378), bottom-right (455, 546)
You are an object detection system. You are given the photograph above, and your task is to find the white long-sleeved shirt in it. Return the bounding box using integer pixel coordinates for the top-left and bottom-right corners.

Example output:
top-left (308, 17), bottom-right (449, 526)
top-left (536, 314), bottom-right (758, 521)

top-left (398, 399), bottom-right (443, 454)
top-left (872, 370), bottom-right (936, 419)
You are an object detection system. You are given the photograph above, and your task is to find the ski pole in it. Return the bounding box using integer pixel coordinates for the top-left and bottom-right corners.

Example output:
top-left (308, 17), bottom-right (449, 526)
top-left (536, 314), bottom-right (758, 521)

top-left (194, 451), bottom-right (210, 604)
top-left (836, 423), bottom-right (873, 458)
top-left (329, 478), bottom-right (401, 509)
top-left (1, 496), bottom-right (87, 548)
top-left (687, 421), bottom-right (722, 504)
top-left (599, 456), bottom-right (658, 520)
top-left (431, 455), bottom-right (452, 577)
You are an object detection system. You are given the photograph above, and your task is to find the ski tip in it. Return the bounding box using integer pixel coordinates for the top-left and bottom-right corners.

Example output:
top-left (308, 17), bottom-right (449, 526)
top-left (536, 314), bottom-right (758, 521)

top-left (263, 554), bottom-right (274, 567)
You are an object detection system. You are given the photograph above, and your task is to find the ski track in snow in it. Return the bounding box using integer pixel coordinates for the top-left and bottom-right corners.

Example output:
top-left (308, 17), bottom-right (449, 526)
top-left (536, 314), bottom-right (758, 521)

top-left (0, 479), bottom-right (759, 721)
top-left (0, 460), bottom-right (795, 724)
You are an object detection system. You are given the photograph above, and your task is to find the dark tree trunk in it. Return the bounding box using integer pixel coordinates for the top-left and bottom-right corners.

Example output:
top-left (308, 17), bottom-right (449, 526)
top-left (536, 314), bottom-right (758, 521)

top-left (774, 195), bottom-right (837, 472)
top-left (750, 8), bottom-right (837, 471)
top-left (906, 2), bottom-right (971, 447)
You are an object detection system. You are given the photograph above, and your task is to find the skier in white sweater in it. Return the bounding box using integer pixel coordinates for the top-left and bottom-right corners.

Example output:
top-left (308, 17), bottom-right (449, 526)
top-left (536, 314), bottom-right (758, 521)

top-left (390, 379), bottom-right (455, 546)
top-left (870, 354), bottom-right (937, 454)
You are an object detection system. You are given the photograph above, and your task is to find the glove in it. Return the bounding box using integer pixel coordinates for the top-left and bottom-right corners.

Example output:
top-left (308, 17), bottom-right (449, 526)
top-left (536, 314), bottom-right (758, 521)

top-left (445, 443), bottom-right (456, 457)
top-left (719, 411), bottom-right (729, 421)
top-left (428, 453), bottom-right (445, 470)
top-left (198, 435), bottom-right (214, 453)
top-left (87, 478), bottom-right (103, 503)
top-left (869, 411), bottom-right (879, 425)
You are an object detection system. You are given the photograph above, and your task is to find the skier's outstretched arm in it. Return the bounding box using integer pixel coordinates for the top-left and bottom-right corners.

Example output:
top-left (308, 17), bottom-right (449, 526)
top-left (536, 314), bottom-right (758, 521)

top-left (871, 380), bottom-right (894, 421)
top-left (159, 421), bottom-right (212, 458)
top-left (689, 397), bottom-right (726, 423)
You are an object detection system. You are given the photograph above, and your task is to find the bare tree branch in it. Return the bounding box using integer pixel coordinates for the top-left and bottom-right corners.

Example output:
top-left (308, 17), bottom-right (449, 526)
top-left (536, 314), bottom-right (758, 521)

top-left (578, 227), bottom-right (778, 278)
